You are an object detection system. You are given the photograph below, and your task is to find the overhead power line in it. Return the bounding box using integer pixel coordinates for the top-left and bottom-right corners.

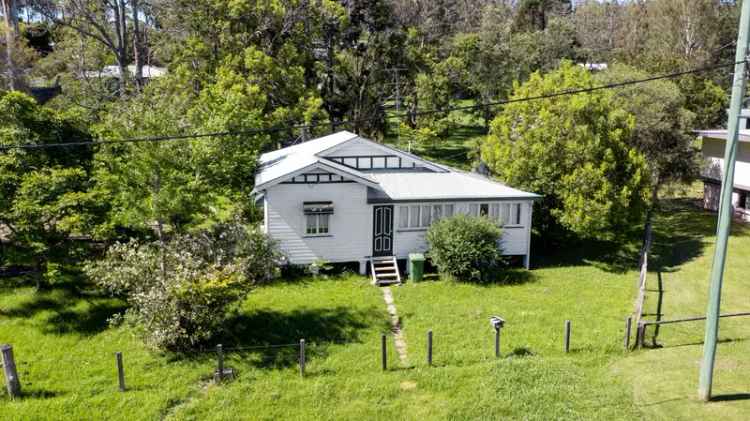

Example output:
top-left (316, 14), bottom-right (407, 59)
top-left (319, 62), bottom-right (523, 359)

top-left (0, 60), bottom-right (743, 151)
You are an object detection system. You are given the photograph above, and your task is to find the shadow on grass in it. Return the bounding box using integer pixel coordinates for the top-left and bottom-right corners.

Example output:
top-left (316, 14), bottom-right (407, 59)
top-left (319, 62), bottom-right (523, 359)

top-left (658, 336), bottom-right (748, 349)
top-left (43, 301), bottom-right (127, 335)
top-left (509, 347), bottom-right (534, 357)
top-left (18, 388), bottom-right (66, 399)
top-left (533, 198), bottom-right (727, 274)
top-left (711, 393), bottom-right (750, 402)
top-left (206, 306), bottom-right (389, 369)
top-left (0, 280), bottom-right (125, 336)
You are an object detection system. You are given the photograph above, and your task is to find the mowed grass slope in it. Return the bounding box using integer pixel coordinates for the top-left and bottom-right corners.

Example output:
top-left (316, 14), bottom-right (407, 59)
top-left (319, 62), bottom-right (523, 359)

top-left (614, 201), bottom-right (750, 419)
top-left (2, 199), bottom-right (750, 419)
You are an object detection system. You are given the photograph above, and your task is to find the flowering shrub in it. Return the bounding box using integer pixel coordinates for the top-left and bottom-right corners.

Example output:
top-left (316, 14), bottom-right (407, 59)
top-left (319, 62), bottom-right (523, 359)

top-left (85, 224), bottom-right (279, 350)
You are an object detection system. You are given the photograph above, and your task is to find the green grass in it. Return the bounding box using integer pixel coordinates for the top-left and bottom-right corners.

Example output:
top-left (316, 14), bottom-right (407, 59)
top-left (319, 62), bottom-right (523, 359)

top-left (3, 198), bottom-right (750, 419)
top-left (384, 99), bottom-right (486, 170)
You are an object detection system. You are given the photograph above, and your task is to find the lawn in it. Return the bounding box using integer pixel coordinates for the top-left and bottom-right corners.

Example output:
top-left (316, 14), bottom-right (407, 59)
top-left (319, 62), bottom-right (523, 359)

top-left (2, 199), bottom-right (750, 419)
top-left (383, 99), bottom-right (485, 170)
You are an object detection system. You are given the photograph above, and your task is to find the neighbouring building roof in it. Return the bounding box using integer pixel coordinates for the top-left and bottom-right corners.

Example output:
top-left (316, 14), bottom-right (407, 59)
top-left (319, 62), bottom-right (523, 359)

top-left (578, 62), bottom-right (608, 71)
top-left (697, 129), bottom-right (750, 143)
top-left (254, 130), bottom-right (541, 201)
top-left (82, 65), bottom-right (167, 80)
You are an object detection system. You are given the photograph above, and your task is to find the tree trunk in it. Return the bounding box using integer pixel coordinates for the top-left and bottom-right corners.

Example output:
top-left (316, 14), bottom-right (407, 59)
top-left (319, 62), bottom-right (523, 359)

top-left (2, 0), bottom-right (21, 91)
top-left (33, 256), bottom-right (44, 291)
top-left (132, 0), bottom-right (143, 89)
top-left (152, 172), bottom-right (167, 282)
top-left (112, 0), bottom-right (128, 96)
top-left (633, 184), bottom-right (660, 331)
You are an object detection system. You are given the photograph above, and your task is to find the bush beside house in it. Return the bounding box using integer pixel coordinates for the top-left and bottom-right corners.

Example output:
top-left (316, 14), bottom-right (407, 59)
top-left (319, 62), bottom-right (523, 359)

top-left (426, 214), bottom-right (503, 282)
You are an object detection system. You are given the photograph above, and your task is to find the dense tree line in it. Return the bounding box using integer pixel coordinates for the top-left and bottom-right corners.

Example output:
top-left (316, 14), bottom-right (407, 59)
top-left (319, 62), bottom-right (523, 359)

top-left (0, 0), bottom-right (739, 273)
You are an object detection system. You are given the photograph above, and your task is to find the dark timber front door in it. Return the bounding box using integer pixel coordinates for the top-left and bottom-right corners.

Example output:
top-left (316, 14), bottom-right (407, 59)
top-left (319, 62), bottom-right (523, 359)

top-left (372, 205), bottom-right (393, 257)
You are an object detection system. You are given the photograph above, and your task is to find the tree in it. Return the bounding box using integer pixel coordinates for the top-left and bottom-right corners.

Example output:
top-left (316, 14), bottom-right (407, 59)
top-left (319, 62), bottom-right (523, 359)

top-left (0, 91), bottom-right (103, 287)
top-left (93, 76), bottom-right (215, 248)
top-left (480, 62), bottom-right (650, 239)
top-left (31, 0), bottom-right (153, 96)
top-left (596, 64), bottom-right (699, 322)
top-left (2, 0), bottom-right (21, 90)
top-left (513, 0), bottom-right (572, 32)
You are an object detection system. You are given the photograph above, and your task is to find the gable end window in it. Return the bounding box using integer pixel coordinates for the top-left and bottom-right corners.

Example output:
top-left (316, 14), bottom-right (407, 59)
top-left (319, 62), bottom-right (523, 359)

top-left (304, 201), bottom-right (333, 235)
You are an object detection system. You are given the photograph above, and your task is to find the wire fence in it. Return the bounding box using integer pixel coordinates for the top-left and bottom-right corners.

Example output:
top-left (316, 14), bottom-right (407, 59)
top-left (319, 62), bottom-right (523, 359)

top-left (3, 310), bottom-right (749, 399)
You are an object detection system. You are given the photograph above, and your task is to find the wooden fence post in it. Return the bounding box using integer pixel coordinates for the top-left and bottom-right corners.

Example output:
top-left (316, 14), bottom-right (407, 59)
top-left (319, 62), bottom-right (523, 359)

top-left (299, 339), bottom-right (306, 377)
top-left (381, 334), bottom-right (387, 371)
top-left (624, 317), bottom-right (632, 350)
top-left (564, 320), bottom-right (571, 353)
top-left (495, 328), bottom-right (501, 358)
top-left (216, 344), bottom-right (224, 382)
top-left (636, 323), bottom-right (645, 349)
top-left (427, 330), bottom-right (433, 366)
top-left (115, 352), bottom-right (126, 392)
top-left (1, 344), bottom-right (21, 399)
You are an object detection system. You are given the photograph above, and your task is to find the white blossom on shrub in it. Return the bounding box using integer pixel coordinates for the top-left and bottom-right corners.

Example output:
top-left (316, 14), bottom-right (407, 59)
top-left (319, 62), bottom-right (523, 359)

top-left (84, 223), bottom-right (280, 350)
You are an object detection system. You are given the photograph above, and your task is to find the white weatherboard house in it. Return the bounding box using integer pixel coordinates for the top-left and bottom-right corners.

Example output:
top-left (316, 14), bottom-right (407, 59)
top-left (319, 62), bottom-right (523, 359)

top-left (253, 131), bottom-right (540, 283)
top-left (699, 112), bottom-right (750, 222)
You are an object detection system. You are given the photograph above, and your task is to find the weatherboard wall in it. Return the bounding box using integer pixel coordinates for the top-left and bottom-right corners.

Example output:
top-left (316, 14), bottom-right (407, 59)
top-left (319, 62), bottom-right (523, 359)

top-left (392, 201), bottom-right (533, 258)
top-left (265, 182), bottom-right (372, 264)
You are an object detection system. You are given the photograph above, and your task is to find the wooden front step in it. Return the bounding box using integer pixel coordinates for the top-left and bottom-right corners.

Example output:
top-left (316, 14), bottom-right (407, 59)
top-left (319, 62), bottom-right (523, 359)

top-left (369, 256), bottom-right (402, 286)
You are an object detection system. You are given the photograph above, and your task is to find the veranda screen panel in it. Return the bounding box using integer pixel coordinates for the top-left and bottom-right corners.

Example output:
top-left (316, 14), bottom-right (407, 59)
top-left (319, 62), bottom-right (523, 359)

top-left (398, 206), bottom-right (409, 228)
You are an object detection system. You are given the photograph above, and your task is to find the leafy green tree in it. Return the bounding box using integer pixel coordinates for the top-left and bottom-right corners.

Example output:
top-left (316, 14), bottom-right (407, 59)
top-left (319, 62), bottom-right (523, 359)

top-left (678, 75), bottom-right (727, 129)
top-left (596, 64), bottom-right (700, 287)
top-left (400, 68), bottom-right (454, 148)
top-left (0, 91), bottom-right (103, 285)
top-left (480, 62), bottom-right (650, 239)
top-left (93, 75), bottom-right (216, 244)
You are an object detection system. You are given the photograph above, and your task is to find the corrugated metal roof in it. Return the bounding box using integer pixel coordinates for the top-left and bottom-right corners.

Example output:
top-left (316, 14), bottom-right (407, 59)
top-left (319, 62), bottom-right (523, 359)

top-left (255, 153), bottom-right (318, 187)
top-left (697, 130), bottom-right (750, 143)
top-left (254, 130), bottom-right (540, 201)
top-left (367, 170), bottom-right (541, 202)
top-left (259, 131), bottom-right (358, 164)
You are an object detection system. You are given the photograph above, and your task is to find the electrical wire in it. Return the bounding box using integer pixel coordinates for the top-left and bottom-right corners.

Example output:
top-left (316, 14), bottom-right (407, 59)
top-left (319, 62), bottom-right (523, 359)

top-left (0, 59), bottom-right (743, 151)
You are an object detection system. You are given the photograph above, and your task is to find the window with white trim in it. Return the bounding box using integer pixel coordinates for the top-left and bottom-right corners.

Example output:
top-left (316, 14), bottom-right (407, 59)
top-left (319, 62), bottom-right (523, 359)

top-left (303, 201), bottom-right (333, 235)
top-left (398, 204), bottom-right (454, 229)
top-left (469, 202), bottom-right (523, 226)
top-left (306, 214), bottom-right (329, 234)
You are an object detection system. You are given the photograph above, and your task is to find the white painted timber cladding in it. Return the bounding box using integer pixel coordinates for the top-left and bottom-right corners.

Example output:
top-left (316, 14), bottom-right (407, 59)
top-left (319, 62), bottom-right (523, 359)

top-left (266, 182), bottom-right (372, 264)
top-left (392, 201), bottom-right (533, 258)
top-left (266, 186), bottom-right (534, 264)
top-left (702, 138), bottom-right (750, 188)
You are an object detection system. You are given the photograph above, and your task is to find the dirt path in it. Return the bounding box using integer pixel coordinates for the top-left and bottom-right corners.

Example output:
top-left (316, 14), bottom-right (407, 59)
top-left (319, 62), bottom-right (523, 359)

top-left (381, 286), bottom-right (408, 365)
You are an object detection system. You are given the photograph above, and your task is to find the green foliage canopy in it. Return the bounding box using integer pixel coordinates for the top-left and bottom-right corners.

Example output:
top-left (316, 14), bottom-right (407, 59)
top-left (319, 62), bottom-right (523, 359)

top-left (481, 62), bottom-right (650, 239)
top-left (0, 92), bottom-right (104, 270)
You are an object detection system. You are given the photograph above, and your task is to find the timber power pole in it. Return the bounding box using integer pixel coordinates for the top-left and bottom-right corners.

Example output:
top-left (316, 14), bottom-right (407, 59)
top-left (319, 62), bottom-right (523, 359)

top-left (698, 0), bottom-right (750, 402)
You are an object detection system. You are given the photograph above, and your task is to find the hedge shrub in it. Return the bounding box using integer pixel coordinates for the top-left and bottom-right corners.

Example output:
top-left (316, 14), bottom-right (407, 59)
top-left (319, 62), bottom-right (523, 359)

top-left (426, 214), bottom-right (503, 281)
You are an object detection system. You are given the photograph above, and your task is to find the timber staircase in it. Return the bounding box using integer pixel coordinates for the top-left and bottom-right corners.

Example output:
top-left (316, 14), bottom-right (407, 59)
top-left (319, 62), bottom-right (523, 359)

top-left (370, 256), bottom-right (402, 286)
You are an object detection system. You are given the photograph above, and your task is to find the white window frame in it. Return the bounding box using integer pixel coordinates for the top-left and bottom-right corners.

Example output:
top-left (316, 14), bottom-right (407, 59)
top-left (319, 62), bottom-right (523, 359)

top-left (305, 213), bottom-right (330, 236)
top-left (467, 201), bottom-right (525, 228)
top-left (397, 203), bottom-right (454, 230)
